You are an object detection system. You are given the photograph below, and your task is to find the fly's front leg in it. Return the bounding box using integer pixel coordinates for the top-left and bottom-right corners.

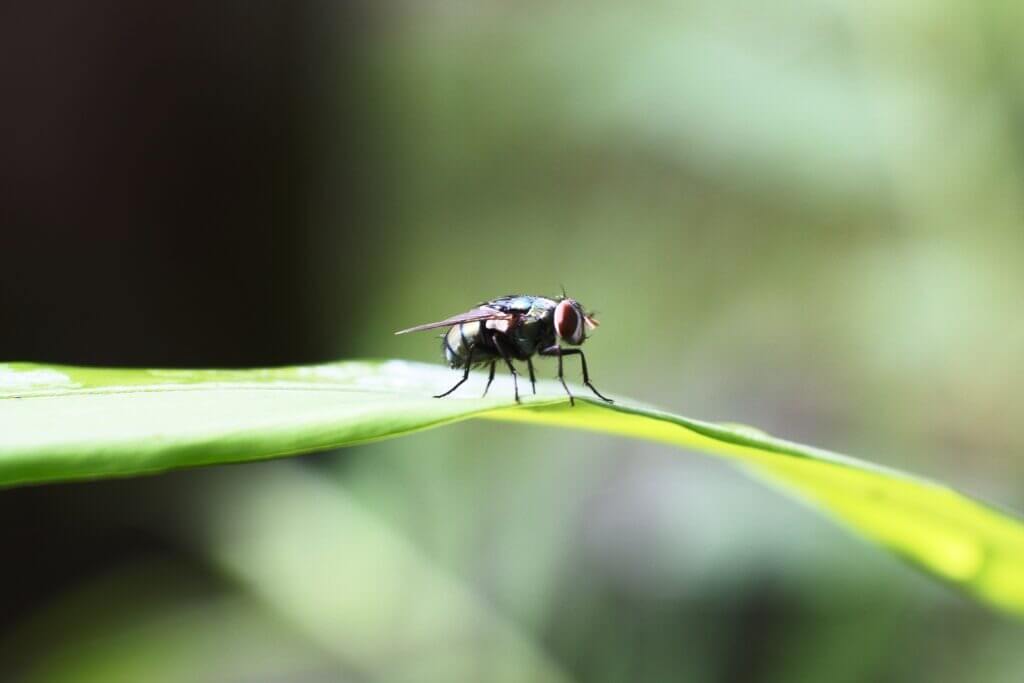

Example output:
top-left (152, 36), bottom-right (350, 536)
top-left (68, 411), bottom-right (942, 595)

top-left (563, 347), bottom-right (614, 403)
top-left (540, 346), bottom-right (614, 405)
top-left (539, 345), bottom-right (574, 406)
top-left (491, 335), bottom-right (521, 403)
top-left (527, 358), bottom-right (537, 395)
top-left (481, 361), bottom-right (496, 398)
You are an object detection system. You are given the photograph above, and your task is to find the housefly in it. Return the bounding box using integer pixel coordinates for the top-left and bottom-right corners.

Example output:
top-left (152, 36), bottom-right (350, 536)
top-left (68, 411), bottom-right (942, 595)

top-left (396, 294), bottom-right (612, 405)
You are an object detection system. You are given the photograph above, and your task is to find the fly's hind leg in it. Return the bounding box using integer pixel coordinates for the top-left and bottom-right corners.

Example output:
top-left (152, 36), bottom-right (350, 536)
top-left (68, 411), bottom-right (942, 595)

top-left (481, 361), bottom-right (496, 398)
top-left (527, 358), bottom-right (537, 395)
top-left (492, 335), bottom-right (521, 403)
top-left (435, 349), bottom-right (474, 398)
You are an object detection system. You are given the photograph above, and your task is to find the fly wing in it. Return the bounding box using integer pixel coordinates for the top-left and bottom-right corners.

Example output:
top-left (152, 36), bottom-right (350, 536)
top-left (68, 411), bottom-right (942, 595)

top-left (394, 306), bottom-right (513, 335)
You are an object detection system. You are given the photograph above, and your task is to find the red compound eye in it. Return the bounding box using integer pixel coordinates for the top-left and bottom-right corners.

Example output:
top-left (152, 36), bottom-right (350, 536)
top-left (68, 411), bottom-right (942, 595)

top-left (555, 299), bottom-right (583, 344)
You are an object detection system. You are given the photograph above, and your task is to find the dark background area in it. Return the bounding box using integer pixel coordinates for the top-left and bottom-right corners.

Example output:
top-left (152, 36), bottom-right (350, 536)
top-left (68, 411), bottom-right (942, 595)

top-left (1, 0), bottom-right (362, 663)
top-left (1, 1), bottom-right (363, 367)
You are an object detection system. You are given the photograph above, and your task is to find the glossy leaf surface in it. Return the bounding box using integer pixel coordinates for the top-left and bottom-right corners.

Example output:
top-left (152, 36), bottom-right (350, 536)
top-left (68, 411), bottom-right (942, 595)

top-left (2, 360), bottom-right (1023, 615)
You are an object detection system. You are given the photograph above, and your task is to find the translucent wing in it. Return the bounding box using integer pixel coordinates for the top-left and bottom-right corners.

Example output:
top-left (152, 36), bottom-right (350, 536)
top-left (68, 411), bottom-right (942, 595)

top-left (394, 306), bottom-right (513, 335)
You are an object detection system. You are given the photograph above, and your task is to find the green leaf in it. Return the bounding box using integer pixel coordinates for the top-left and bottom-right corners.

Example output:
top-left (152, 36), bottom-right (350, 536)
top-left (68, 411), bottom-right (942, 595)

top-left (2, 360), bottom-right (1023, 615)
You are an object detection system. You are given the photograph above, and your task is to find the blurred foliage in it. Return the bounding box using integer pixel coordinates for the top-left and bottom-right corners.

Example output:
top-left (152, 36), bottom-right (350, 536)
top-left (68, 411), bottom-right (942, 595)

top-left (5, 0), bottom-right (1024, 681)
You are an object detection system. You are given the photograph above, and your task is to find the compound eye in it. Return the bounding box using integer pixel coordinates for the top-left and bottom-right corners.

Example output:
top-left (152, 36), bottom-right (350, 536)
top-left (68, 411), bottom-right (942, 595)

top-left (555, 299), bottom-right (584, 345)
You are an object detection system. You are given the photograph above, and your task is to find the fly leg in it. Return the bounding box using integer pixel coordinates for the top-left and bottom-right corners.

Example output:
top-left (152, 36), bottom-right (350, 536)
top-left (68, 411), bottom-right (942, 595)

top-left (435, 348), bottom-right (473, 398)
top-left (492, 335), bottom-right (521, 403)
top-left (527, 358), bottom-right (537, 395)
top-left (481, 361), bottom-right (496, 398)
top-left (540, 346), bottom-right (614, 405)
top-left (539, 345), bottom-right (574, 406)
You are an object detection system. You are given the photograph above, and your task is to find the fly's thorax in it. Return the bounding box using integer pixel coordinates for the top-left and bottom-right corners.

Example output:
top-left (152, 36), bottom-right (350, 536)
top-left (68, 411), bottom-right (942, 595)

top-left (506, 314), bottom-right (555, 359)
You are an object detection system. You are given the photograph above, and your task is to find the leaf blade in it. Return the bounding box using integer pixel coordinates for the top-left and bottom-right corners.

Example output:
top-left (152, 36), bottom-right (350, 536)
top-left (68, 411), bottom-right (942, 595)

top-left (2, 360), bottom-right (1024, 615)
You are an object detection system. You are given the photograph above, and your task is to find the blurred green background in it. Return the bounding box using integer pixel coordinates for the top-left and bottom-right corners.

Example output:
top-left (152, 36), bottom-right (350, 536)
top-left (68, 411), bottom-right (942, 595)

top-left (3, 1), bottom-right (1024, 681)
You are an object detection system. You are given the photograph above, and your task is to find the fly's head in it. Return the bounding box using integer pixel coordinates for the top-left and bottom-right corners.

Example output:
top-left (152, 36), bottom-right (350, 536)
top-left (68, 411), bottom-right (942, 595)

top-left (554, 298), bottom-right (599, 346)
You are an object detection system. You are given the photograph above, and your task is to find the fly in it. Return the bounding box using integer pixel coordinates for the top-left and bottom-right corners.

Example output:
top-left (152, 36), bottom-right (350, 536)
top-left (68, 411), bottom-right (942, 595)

top-left (395, 294), bottom-right (613, 405)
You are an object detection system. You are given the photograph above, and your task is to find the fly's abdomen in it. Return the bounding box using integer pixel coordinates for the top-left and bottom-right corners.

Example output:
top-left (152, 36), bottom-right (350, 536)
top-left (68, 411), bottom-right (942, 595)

top-left (442, 323), bottom-right (497, 368)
